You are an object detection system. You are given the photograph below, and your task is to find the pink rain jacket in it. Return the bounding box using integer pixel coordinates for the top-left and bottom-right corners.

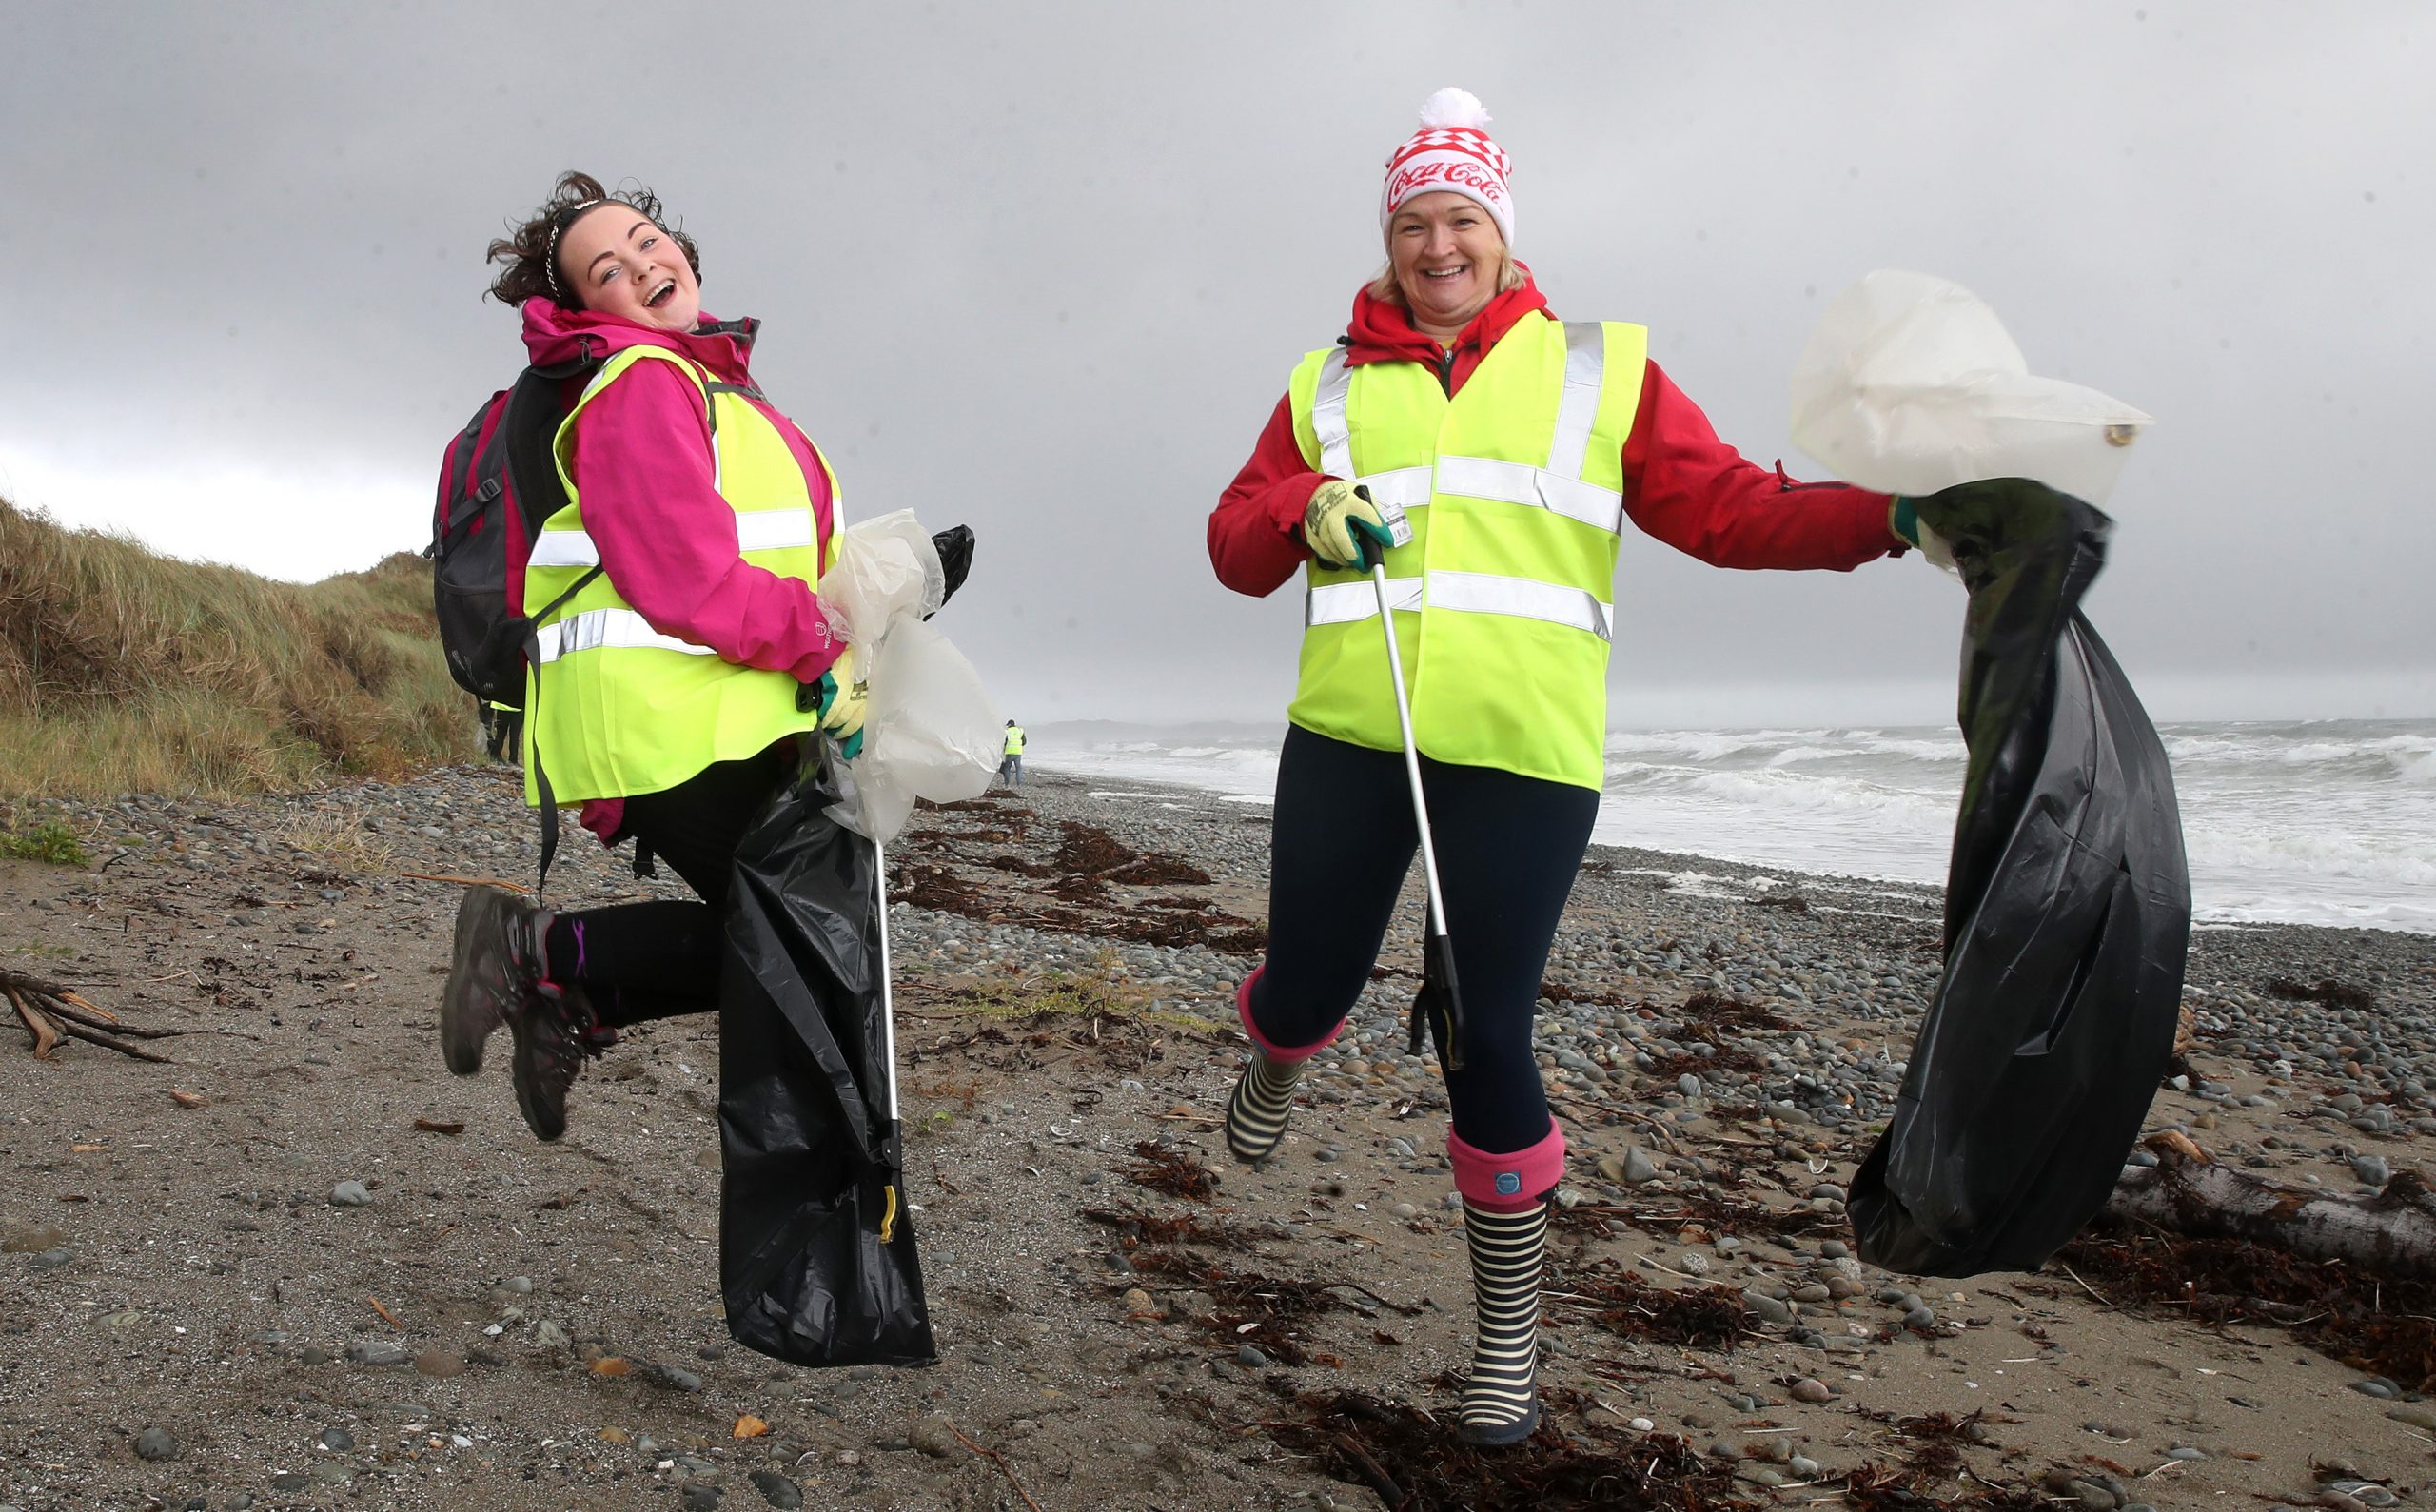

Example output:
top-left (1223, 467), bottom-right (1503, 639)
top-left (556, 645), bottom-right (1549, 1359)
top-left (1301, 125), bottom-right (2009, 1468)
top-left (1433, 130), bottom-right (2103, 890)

top-left (519, 299), bottom-right (844, 840)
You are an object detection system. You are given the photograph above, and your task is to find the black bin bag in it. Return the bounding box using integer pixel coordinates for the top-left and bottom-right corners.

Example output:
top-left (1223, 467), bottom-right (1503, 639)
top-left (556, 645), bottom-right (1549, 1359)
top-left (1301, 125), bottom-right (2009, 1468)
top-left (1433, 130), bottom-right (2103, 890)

top-left (719, 747), bottom-right (935, 1367)
top-left (1847, 478), bottom-right (2191, 1278)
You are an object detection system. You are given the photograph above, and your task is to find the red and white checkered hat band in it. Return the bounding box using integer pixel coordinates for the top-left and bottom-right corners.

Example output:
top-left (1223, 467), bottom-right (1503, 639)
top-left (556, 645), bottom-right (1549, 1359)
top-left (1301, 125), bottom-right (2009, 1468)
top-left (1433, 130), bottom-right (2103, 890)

top-left (1380, 128), bottom-right (1514, 246)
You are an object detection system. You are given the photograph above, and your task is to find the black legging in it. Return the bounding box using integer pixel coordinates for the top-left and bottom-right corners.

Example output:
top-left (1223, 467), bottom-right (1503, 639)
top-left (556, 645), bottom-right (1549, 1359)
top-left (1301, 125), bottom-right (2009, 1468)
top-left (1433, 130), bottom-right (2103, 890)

top-left (542, 741), bottom-right (796, 1029)
top-left (1248, 723), bottom-right (1599, 1154)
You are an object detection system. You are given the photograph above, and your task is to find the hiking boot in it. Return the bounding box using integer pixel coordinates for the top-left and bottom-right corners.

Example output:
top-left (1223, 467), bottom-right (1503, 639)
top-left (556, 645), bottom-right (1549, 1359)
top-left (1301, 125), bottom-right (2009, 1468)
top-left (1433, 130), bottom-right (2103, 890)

top-left (510, 985), bottom-right (600, 1143)
top-left (1224, 1050), bottom-right (1304, 1165)
top-left (441, 886), bottom-right (551, 1075)
top-left (1458, 1199), bottom-right (1547, 1446)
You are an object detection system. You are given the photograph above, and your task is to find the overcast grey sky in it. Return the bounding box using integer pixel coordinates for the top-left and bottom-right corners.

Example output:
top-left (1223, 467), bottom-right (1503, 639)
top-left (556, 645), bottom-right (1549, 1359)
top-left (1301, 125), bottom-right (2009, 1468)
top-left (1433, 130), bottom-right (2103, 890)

top-left (4, 2), bottom-right (2428, 726)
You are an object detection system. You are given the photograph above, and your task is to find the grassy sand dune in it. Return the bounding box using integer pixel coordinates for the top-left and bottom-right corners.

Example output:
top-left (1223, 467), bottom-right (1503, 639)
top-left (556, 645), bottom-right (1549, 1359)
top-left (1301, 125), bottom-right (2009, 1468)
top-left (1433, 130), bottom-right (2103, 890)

top-left (0, 495), bottom-right (470, 798)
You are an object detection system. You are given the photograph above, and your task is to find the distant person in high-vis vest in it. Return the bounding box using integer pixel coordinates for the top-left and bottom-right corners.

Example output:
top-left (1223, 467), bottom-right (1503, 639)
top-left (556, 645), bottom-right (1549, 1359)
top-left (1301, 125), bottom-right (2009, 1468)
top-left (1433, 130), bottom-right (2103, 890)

top-left (1207, 90), bottom-right (1928, 1446)
top-left (998, 720), bottom-right (1026, 788)
top-left (439, 172), bottom-right (867, 1144)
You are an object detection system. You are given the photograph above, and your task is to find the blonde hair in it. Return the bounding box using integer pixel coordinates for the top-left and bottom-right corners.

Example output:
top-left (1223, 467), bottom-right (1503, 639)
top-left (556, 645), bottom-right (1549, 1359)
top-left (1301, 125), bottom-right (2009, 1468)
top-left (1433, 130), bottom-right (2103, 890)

top-left (1365, 247), bottom-right (1527, 310)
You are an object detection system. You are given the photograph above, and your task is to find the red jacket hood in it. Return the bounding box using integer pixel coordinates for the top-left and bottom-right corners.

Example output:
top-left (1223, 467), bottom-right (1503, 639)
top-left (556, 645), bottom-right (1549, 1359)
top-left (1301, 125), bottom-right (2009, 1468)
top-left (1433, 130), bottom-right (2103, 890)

top-left (518, 297), bottom-right (761, 383)
top-left (1343, 270), bottom-right (1551, 370)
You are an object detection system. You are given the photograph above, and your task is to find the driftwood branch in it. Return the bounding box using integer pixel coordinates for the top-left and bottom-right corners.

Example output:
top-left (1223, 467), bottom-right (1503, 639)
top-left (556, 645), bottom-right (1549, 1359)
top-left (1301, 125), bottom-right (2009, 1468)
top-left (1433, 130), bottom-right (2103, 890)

top-left (1, 972), bottom-right (179, 1063)
top-left (2104, 1136), bottom-right (2436, 1277)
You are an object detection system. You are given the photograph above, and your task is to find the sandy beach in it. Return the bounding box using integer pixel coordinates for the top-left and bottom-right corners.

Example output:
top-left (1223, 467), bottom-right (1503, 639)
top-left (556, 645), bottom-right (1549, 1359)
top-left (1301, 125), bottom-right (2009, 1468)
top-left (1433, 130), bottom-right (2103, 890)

top-left (3, 763), bottom-right (2433, 1511)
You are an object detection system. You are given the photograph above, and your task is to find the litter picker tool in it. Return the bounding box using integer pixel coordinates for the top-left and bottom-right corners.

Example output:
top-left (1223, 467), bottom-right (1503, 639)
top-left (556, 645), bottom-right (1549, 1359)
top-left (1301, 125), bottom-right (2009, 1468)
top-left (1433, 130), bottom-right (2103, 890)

top-left (1351, 486), bottom-right (1466, 1071)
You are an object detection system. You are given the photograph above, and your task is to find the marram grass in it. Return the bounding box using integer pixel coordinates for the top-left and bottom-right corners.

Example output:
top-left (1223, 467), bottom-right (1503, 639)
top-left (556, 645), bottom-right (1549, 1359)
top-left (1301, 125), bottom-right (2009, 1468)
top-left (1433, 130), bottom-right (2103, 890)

top-left (0, 494), bottom-right (474, 799)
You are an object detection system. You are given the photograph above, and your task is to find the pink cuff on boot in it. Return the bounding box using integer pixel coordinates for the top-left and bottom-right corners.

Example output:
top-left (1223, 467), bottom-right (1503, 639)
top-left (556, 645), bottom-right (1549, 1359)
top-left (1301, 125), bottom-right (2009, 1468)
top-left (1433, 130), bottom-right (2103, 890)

top-left (1234, 968), bottom-right (1346, 1065)
top-left (1448, 1125), bottom-right (1567, 1212)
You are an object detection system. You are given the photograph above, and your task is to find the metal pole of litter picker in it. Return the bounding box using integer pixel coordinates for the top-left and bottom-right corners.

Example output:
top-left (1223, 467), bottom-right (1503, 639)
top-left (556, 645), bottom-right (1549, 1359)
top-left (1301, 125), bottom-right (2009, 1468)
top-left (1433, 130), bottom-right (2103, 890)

top-left (875, 838), bottom-right (898, 1126)
top-left (1369, 563), bottom-right (1448, 931)
top-left (1369, 560), bottom-right (1463, 1071)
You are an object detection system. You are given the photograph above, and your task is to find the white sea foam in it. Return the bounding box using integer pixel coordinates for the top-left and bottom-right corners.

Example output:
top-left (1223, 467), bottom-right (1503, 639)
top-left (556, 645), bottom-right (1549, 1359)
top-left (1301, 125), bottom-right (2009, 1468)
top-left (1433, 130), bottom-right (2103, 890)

top-left (1031, 717), bottom-right (2436, 934)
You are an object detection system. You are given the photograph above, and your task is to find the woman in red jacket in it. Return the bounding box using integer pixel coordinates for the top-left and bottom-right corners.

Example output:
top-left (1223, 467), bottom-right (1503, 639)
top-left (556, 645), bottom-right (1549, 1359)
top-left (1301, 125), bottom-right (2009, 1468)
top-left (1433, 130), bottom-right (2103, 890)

top-left (1208, 90), bottom-right (1920, 1445)
top-left (441, 172), bottom-right (865, 1143)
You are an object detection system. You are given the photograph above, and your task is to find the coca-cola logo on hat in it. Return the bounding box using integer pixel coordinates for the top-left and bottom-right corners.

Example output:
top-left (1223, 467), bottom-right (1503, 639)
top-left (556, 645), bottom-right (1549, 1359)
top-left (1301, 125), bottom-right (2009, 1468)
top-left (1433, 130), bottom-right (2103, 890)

top-left (1386, 154), bottom-right (1509, 207)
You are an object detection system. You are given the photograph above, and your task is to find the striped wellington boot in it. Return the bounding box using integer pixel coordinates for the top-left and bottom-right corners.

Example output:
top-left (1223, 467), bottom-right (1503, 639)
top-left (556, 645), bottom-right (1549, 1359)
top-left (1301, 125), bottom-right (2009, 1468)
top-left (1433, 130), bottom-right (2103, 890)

top-left (1459, 1198), bottom-right (1546, 1445)
top-left (1224, 1050), bottom-right (1304, 1164)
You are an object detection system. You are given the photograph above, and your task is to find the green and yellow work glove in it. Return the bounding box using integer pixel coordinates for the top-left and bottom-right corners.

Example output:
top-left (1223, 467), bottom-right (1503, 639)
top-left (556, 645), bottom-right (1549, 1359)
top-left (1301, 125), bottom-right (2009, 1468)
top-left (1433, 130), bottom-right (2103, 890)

top-left (806, 646), bottom-right (869, 759)
top-left (1889, 495), bottom-right (1956, 573)
top-left (1303, 480), bottom-right (1397, 572)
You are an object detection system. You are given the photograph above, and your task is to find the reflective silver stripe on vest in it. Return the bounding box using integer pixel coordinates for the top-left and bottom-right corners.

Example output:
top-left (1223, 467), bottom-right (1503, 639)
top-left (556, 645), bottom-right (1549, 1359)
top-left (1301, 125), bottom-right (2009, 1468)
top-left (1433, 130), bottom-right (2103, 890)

top-left (1432, 455), bottom-right (1624, 535)
top-left (1352, 466), bottom-right (1433, 511)
top-left (1306, 576), bottom-right (1423, 627)
top-left (1310, 349), bottom-right (1355, 480)
top-left (1430, 569), bottom-right (1612, 640)
top-left (1305, 571), bottom-right (1612, 641)
top-left (1311, 322), bottom-right (1621, 532)
top-left (532, 607), bottom-right (718, 664)
top-left (1546, 322), bottom-right (1606, 481)
top-left (528, 509), bottom-right (817, 570)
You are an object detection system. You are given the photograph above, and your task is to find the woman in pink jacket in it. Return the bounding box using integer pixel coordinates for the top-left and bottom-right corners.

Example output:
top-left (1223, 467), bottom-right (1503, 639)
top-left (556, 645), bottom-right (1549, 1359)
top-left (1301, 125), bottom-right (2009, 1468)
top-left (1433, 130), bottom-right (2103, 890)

top-left (441, 173), bottom-right (864, 1142)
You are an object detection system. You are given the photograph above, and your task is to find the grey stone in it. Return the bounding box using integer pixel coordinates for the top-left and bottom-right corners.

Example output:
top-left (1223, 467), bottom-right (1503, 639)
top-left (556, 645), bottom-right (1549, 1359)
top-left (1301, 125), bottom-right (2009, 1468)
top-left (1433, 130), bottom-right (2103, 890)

top-left (905, 1416), bottom-right (966, 1460)
top-left (309, 1463), bottom-right (353, 1486)
top-left (318, 1426), bottom-right (354, 1452)
top-left (1621, 1147), bottom-right (1660, 1184)
top-left (1237, 1343), bottom-right (1269, 1367)
top-left (645, 1362), bottom-right (704, 1392)
top-left (679, 1485), bottom-right (723, 1512)
top-left (344, 1342), bottom-right (408, 1366)
top-left (1742, 1290), bottom-right (1794, 1325)
top-left (2070, 1478), bottom-right (2121, 1510)
top-left (747, 1469), bottom-right (804, 1509)
top-left (2351, 1377), bottom-right (2400, 1399)
top-left (135, 1426), bottom-right (180, 1461)
top-left (1, 1223), bottom-right (69, 1254)
top-left (268, 1475), bottom-right (310, 1493)
top-left (327, 1181), bottom-right (372, 1207)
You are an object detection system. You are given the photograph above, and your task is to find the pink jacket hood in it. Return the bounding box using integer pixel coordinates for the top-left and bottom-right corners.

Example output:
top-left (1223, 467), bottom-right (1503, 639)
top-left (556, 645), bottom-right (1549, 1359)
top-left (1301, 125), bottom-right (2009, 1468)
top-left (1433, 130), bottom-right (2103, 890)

top-left (518, 297), bottom-right (761, 383)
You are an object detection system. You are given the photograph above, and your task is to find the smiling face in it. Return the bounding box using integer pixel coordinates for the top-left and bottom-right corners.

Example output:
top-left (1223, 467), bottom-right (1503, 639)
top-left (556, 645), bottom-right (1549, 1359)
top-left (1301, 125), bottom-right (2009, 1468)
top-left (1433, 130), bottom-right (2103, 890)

top-left (555, 204), bottom-right (700, 331)
top-left (1387, 191), bottom-right (1507, 338)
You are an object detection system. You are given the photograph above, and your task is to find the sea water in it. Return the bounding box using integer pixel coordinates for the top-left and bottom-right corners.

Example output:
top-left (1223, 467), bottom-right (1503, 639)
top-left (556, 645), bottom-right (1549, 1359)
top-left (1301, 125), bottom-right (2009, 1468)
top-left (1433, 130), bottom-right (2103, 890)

top-left (1031, 719), bottom-right (2436, 934)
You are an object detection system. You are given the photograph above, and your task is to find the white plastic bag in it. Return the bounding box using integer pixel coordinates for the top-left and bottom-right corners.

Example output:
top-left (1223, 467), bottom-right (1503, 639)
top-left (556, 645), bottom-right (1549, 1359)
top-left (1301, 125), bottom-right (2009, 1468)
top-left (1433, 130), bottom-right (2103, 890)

top-left (1790, 270), bottom-right (2153, 504)
top-left (818, 511), bottom-right (1003, 842)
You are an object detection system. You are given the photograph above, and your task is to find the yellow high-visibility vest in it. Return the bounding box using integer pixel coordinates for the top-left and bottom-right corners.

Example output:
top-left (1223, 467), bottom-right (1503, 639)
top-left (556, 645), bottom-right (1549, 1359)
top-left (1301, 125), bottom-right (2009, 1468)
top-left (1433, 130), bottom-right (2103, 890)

top-left (521, 345), bottom-right (841, 805)
top-left (1004, 725), bottom-right (1026, 756)
top-left (1284, 316), bottom-right (1646, 790)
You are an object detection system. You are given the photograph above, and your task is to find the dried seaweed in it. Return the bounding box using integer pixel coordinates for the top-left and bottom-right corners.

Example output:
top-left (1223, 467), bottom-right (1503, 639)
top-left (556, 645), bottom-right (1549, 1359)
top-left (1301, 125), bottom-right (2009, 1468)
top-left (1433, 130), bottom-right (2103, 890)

top-left (1547, 1266), bottom-right (1750, 1350)
top-left (1267, 1389), bottom-right (1750, 1512)
top-left (1673, 992), bottom-right (1795, 1033)
top-left (2265, 975), bottom-right (2376, 1011)
top-left (2058, 1223), bottom-right (2436, 1389)
top-left (1052, 820), bottom-right (1138, 875)
top-left (1122, 1139), bottom-right (1218, 1202)
top-left (1083, 1206), bottom-right (1267, 1252)
top-left (1107, 855), bottom-right (1213, 886)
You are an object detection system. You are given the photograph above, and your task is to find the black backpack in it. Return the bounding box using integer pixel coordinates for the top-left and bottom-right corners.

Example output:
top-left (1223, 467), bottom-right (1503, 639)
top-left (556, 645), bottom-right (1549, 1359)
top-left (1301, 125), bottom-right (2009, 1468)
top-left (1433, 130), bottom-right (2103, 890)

top-left (425, 349), bottom-right (606, 888)
top-left (427, 351), bottom-right (603, 706)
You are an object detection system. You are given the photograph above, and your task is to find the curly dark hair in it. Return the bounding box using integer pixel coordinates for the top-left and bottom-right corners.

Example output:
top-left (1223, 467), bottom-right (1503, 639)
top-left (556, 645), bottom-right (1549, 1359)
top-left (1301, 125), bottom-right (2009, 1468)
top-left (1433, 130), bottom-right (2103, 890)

top-left (485, 170), bottom-right (701, 307)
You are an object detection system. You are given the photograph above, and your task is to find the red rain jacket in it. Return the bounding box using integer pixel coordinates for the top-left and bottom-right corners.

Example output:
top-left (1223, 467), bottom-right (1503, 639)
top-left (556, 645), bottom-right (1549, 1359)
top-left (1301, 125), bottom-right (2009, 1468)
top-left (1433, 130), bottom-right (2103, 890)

top-left (1208, 278), bottom-right (1901, 596)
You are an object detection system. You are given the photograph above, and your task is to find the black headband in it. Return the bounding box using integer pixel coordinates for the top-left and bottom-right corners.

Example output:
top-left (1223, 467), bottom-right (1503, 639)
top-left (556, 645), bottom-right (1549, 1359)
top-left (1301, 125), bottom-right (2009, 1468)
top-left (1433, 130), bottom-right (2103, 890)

top-left (542, 198), bottom-right (608, 304)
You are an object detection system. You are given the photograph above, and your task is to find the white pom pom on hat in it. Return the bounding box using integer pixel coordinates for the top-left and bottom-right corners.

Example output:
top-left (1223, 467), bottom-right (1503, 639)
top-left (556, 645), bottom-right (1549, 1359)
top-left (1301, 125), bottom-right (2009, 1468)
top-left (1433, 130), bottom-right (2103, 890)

top-left (1415, 86), bottom-right (1492, 131)
top-left (1380, 86), bottom-right (1515, 247)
